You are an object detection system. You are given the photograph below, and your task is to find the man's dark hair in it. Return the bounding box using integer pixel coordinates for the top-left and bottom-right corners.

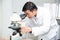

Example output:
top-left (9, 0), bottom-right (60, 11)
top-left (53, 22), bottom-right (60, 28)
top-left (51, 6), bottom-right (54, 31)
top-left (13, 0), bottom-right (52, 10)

top-left (22, 1), bottom-right (37, 11)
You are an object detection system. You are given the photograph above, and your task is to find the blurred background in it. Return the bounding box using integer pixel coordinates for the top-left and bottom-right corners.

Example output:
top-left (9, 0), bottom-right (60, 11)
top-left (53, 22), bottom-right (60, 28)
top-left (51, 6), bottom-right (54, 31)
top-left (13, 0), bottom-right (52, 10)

top-left (0, 0), bottom-right (60, 40)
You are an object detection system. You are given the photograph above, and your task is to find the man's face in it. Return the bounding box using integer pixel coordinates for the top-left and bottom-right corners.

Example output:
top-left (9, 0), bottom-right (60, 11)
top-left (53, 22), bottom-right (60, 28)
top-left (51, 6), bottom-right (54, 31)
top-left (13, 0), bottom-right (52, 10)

top-left (24, 9), bottom-right (37, 18)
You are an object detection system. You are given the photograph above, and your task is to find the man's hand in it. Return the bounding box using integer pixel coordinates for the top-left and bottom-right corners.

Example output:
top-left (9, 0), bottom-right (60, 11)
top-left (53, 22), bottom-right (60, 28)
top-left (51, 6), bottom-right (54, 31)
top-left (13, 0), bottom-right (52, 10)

top-left (21, 26), bottom-right (32, 33)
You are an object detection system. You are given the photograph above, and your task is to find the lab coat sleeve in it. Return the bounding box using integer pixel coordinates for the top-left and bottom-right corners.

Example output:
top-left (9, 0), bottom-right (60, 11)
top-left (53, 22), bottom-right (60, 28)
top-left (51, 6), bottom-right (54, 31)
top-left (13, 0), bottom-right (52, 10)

top-left (32, 10), bottom-right (51, 36)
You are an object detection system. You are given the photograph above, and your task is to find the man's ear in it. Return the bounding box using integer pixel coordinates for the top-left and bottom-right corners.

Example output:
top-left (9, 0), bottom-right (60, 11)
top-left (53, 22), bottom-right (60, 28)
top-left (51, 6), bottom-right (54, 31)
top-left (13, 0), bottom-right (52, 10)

top-left (32, 9), bottom-right (37, 13)
top-left (33, 9), bottom-right (37, 11)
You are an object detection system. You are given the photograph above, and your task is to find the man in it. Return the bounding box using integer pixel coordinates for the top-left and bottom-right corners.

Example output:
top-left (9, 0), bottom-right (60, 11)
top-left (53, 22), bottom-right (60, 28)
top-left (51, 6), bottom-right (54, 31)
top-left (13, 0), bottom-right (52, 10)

top-left (21, 1), bottom-right (59, 40)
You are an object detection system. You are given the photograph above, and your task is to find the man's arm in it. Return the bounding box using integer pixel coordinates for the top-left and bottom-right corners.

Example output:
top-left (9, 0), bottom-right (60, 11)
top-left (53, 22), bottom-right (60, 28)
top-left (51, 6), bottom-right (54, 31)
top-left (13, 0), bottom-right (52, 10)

top-left (32, 10), bottom-right (51, 36)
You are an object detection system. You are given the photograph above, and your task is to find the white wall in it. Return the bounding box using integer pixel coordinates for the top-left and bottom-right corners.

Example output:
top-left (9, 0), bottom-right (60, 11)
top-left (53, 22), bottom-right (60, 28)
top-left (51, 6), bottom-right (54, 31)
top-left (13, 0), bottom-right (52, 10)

top-left (0, 0), bottom-right (2, 40)
top-left (2, 0), bottom-right (12, 40)
top-left (12, 0), bottom-right (29, 14)
top-left (30, 0), bottom-right (56, 6)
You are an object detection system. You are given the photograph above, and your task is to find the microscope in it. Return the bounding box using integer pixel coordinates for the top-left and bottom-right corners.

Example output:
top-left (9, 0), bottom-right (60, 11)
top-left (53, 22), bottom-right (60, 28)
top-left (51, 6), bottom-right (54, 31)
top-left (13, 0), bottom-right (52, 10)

top-left (8, 13), bottom-right (27, 36)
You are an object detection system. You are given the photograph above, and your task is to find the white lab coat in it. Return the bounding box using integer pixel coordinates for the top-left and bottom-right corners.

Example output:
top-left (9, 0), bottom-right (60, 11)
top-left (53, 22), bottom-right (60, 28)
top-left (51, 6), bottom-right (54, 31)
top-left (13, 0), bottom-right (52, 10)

top-left (23, 7), bottom-right (59, 40)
